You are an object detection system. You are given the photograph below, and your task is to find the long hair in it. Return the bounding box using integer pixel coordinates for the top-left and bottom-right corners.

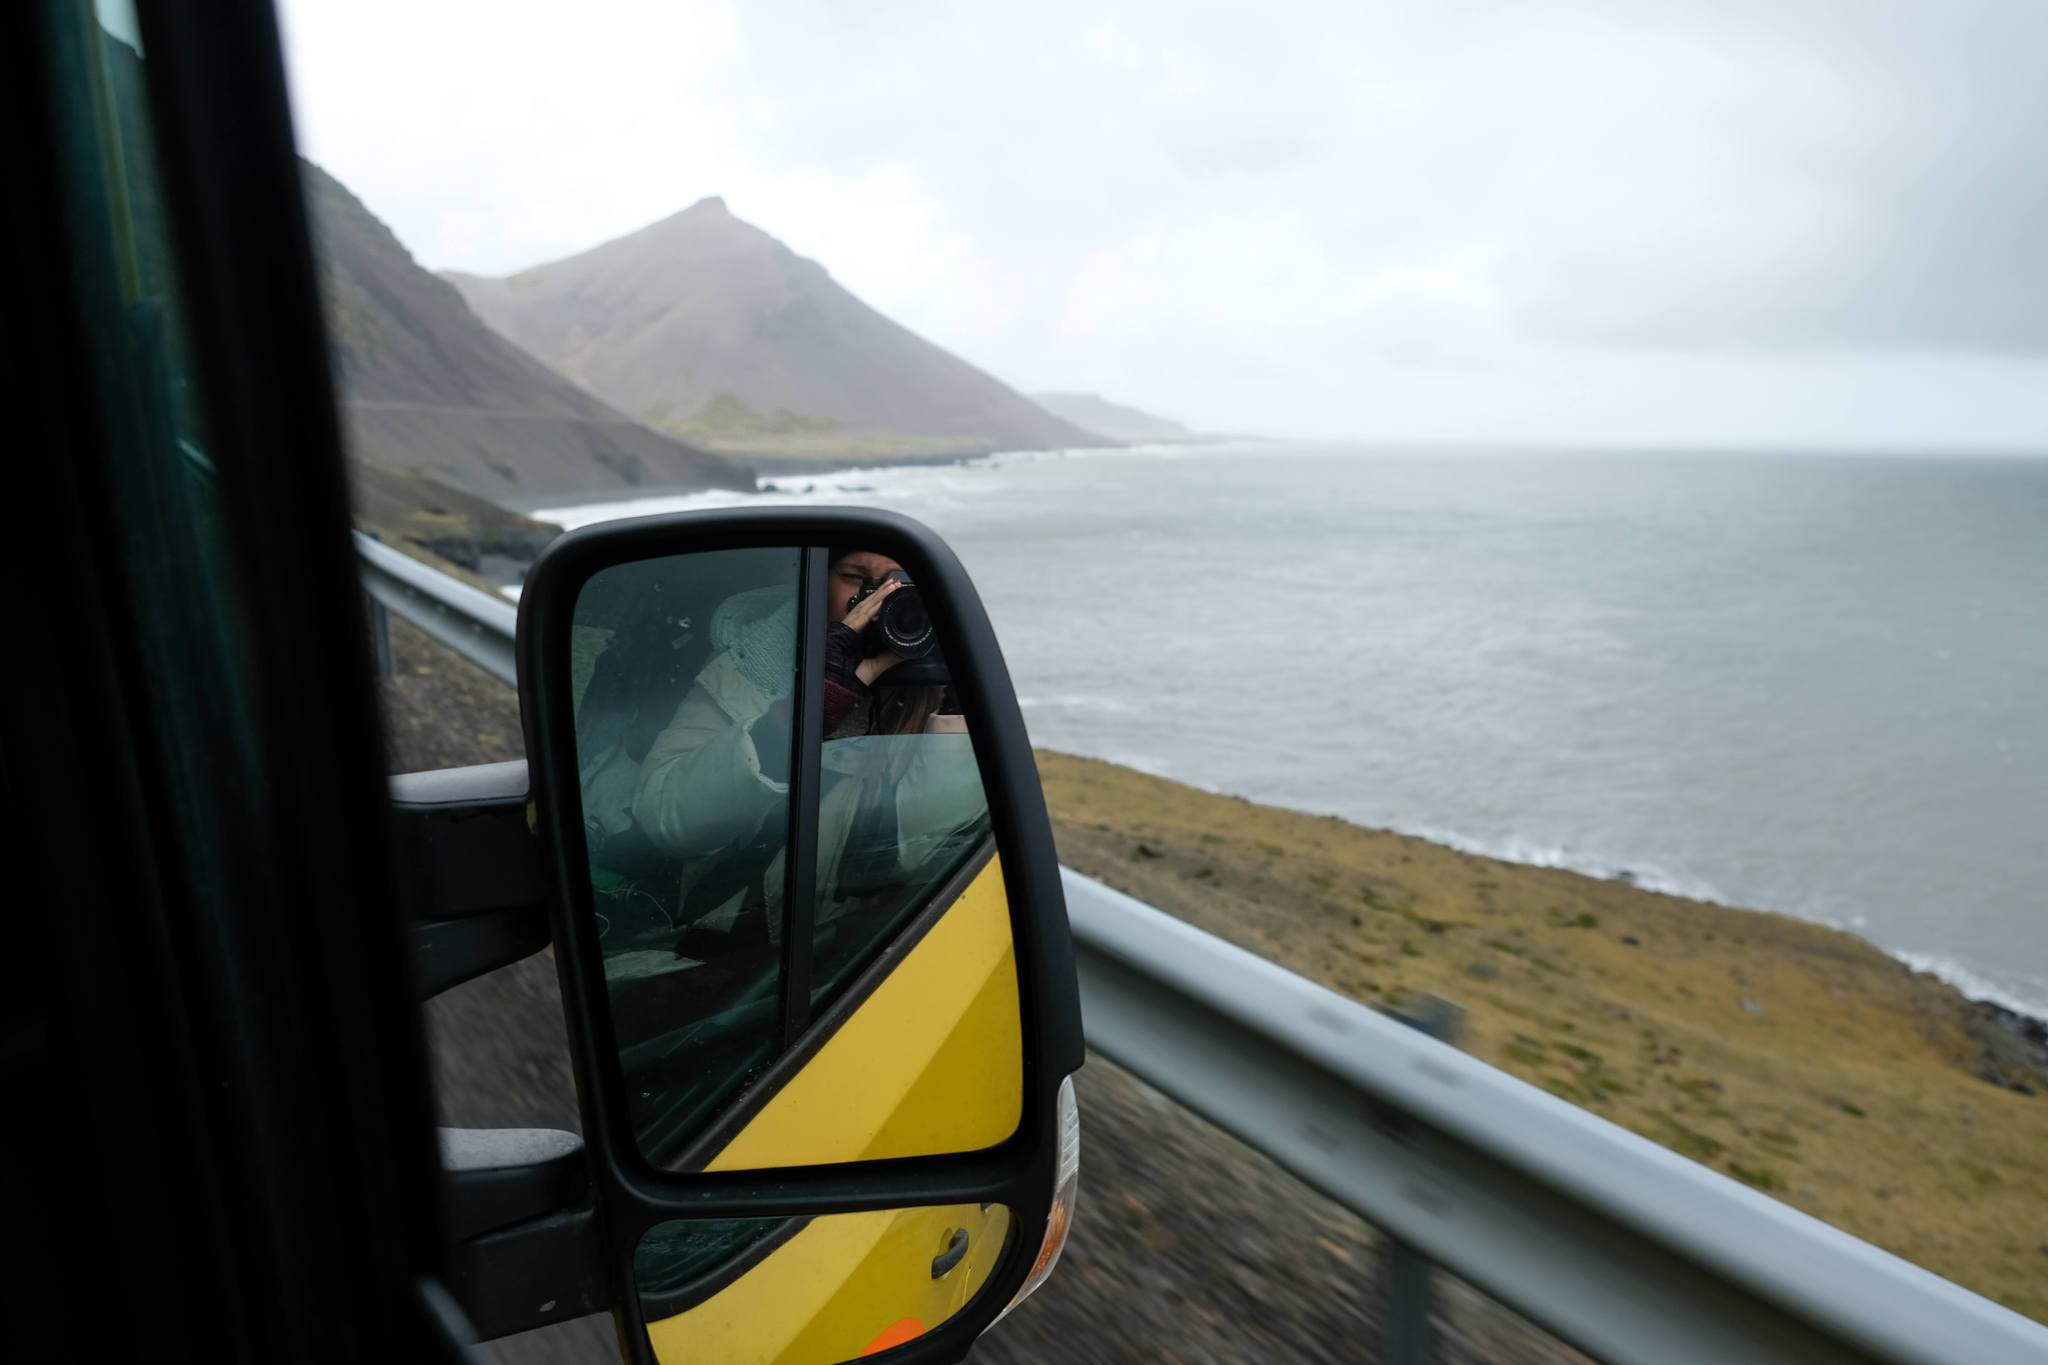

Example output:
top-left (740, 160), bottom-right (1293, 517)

top-left (868, 683), bottom-right (947, 738)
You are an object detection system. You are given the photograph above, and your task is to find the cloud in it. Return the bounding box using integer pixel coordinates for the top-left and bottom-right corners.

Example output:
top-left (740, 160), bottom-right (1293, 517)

top-left (1494, 0), bottom-right (2048, 354)
top-left (275, 0), bottom-right (2048, 442)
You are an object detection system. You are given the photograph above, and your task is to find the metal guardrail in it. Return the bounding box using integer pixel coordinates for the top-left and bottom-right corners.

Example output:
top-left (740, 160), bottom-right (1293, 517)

top-left (1066, 870), bottom-right (2048, 1365)
top-left (360, 538), bottom-right (2048, 1365)
top-left (357, 532), bottom-right (518, 687)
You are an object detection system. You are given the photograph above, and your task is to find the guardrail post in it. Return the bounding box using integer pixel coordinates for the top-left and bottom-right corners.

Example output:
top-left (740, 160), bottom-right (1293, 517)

top-left (1381, 1237), bottom-right (1437, 1365)
top-left (368, 595), bottom-right (395, 677)
top-left (1378, 994), bottom-right (1463, 1365)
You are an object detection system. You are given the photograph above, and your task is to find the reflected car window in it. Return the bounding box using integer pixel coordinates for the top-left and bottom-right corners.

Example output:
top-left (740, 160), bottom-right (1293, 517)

top-left (575, 548), bottom-right (801, 1167)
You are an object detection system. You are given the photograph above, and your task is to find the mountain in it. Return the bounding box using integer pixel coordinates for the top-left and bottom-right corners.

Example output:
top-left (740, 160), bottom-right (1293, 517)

top-left (1030, 393), bottom-right (1198, 445)
top-left (302, 163), bottom-right (752, 506)
top-left (443, 198), bottom-right (1102, 463)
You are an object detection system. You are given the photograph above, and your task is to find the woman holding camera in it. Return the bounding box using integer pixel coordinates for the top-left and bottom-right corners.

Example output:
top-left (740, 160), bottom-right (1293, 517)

top-left (822, 548), bottom-right (957, 740)
top-left (629, 549), bottom-right (983, 912)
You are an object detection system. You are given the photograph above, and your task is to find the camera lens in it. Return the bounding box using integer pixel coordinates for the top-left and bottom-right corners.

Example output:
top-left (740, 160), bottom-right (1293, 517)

top-left (880, 587), bottom-right (935, 656)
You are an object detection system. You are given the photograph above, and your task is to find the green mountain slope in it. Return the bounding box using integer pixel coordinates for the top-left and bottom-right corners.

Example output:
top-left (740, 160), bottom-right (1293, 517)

top-left (444, 197), bottom-right (1102, 461)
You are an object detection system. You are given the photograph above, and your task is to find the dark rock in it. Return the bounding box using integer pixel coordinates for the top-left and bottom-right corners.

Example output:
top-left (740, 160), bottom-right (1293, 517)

top-left (1620, 936), bottom-right (1641, 947)
top-left (417, 535), bottom-right (480, 570)
top-left (1964, 1001), bottom-right (2048, 1097)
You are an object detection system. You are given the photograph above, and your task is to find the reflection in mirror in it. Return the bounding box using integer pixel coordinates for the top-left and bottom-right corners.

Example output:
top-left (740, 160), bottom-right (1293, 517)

top-left (570, 546), bottom-right (1018, 1171)
top-left (635, 1204), bottom-right (1015, 1365)
top-left (809, 549), bottom-right (992, 1034)
top-left (574, 548), bottom-right (801, 1167)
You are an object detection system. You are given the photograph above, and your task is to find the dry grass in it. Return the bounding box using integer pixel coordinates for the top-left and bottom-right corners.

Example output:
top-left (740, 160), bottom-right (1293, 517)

top-left (1035, 750), bottom-right (2048, 1322)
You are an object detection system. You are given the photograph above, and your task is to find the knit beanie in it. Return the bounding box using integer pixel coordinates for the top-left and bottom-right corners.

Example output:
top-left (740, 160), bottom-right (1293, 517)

top-left (711, 586), bottom-right (797, 702)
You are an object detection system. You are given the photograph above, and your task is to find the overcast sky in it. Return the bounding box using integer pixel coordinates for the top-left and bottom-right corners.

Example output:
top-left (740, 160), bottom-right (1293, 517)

top-left (277, 0), bottom-right (2048, 446)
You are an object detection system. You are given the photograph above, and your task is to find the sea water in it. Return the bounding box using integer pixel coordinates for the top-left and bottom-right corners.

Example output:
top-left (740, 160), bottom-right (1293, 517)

top-left (537, 444), bottom-right (2048, 1015)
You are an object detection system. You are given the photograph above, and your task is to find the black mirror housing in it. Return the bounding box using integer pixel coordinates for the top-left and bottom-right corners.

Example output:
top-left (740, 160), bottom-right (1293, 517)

top-left (515, 506), bottom-right (1084, 1365)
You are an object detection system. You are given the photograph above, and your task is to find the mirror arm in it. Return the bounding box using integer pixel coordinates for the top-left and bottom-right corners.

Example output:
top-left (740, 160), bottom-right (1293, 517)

top-left (441, 1127), bottom-right (589, 1241)
top-left (448, 1205), bottom-right (612, 1341)
top-left (403, 770), bottom-right (614, 1339)
top-left (390, 760), bottom-right (551, 997)
top-left (441, 1128), bottom-right (615, 1339)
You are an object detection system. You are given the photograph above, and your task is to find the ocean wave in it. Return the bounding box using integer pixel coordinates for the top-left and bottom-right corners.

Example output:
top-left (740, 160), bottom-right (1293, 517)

top-left (1893, 951), bottom-right (2048, 1021)
top-left (538, 443), bottom-right (1128, 530)
top-left (1092, 749), bottom-right (1178, 777)
top-left (1016, 694), bottom-right (1144, 715)
top-left (1364, 819), bottom-right (2048, 1021)
top-left (532, 487), bottom-right (758, 531)
top-left (532, 455), bottom-right (994, 530)
top-left (1395, 821), bottom-right (1734, 906)
top-left (754, 461), bottom-right (973, 495)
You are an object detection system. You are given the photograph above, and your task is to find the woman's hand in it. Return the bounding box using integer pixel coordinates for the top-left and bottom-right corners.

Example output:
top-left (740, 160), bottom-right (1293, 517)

top-left (855, 650), bottom-right (903, 686)
top-left (844, 580), bottom-right (905, 686)
top-left (839, 577), bottom-right (901, 636)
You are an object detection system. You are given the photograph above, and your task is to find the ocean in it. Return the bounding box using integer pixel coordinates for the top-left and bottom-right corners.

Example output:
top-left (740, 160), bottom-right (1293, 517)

top-left (536, 443), bottom-right (2048, 1016)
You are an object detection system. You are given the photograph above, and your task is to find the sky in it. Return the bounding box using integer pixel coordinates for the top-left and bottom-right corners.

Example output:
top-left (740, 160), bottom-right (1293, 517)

top-left (276, 0), bottom-right (2048, 447)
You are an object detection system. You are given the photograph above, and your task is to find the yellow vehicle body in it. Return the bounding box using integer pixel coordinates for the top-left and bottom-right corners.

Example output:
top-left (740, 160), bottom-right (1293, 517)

top-left (644, 1202), bottom-right (1014, 1365)
top-left (706, 856), bottom-right (1024, 1170)
top-left (643, 857), bottom-right (1025, 1362)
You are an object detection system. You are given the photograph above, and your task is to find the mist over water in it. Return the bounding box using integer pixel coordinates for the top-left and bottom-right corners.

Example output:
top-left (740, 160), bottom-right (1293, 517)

top-left (542, 444), bottom-right (2048, 1015)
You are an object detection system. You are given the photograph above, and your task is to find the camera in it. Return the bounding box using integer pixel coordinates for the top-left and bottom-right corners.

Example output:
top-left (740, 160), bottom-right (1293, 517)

top-left (847, 570), bottom-right (938, 659)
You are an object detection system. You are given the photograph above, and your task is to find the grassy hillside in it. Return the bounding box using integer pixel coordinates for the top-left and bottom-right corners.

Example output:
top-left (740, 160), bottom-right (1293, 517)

top-left (644, 391), bottom-right (978, 465)
top-left (1036, 750), bottom-right (2048, 1322)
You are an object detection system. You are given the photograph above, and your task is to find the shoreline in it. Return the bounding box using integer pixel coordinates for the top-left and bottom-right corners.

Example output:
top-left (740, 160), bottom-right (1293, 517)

top-left (501, 443), bottom-right (1086, 517)
top-left (1382, 817), bottom-right (2048, 1027)
top-left (1062, 756), bottom-right (2048, 1029)
top-left (1043, 748), bottom-right (2048, 1033)
top-left (1034, 749), bottom-right (2048, 1321)
top-left (502, 434), bottom-right (1263, 517)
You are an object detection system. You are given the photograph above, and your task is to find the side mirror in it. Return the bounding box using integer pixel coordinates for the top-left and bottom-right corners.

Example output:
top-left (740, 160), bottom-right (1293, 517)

top-left (516, 507), bottom-right (1084, 1365)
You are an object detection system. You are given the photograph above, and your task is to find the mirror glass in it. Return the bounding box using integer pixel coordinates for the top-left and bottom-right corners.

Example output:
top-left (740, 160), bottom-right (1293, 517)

top-left (635, 1203), bottom-right (1016, 1365)
top-left (571, 547), bottom-right (1021, 1170)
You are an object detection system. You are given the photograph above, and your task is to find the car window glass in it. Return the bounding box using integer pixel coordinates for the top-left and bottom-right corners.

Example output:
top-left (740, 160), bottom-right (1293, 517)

top-left (810, 728), bottom-right (989, 1016)
top-left (574, 547), bottom-right (802, 1167)
top-left (806, 560), bottom-right (992, 1020)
